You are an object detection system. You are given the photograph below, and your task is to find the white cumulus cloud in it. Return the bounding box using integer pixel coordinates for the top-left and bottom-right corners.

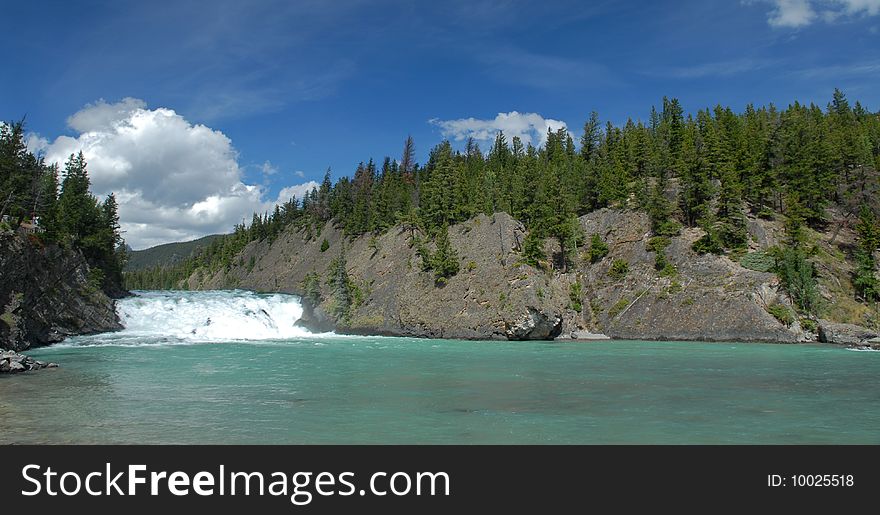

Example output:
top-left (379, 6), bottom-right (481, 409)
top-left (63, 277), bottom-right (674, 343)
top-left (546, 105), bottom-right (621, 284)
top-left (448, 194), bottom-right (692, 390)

top-left (430, 111), bottom-right (569, 148)
top-left (277, 181), bottom-right (320, 203)
top-left (40, 99), bottom-right (314, 250)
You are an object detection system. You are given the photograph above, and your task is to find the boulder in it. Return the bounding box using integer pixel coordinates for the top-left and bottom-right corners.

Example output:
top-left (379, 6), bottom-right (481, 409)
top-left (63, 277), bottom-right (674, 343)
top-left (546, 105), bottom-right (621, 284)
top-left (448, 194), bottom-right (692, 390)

top-left (295, 299), bottom-right (336, 333)
top-left (817, 320), bottom-right (879, 345)
top-left (505, 307), bottom-right (562, 340)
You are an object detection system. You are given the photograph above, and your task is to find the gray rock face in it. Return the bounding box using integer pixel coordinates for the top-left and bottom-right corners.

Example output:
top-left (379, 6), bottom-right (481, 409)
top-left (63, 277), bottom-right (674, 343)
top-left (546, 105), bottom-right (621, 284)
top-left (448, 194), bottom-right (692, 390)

top-left (818, 320), bottom-right (879, 346)
top-left (505, 307), bottom-right (562, 340)
top-left (0, 233), bottom-right (122, 352)
top-left (183, 208), bottom-right (866, 343)
top-left (190, 213), bottom-right (570, 341)
top-left (575, 209), bottom-right (800, 343)
top-left (295, 299), bottom-right (336, 333)
top-left (0, 350), bottom-right (58, 374)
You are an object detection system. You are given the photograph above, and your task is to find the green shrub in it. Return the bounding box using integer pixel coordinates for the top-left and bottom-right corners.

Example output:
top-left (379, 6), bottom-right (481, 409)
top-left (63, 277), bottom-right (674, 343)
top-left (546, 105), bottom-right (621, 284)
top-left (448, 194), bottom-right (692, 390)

top-left (320, 238), bottom-right (330, 252)
top-left (608, 297), bottom-right (630, 318)
top-left (740, 251), bottom-right (774, 273)
top-left (587, 234), bottom-right (609, 263)
top-left (692, 232), bottom-right (723, 255)
top-left (521, 231), bottom-right (546, 268)
top-left (647, 236), bottom-right (676, 276)
top-left (569, 281), bottom-right (584, 312)
top-left (775, 247), bottom-right (820, 315)
top-left (646, 236), bottom-right (670, 253)
top-left (608, 259), bottom-right (629, 280)
top-left (800, 317), bottom-right (817, 332)
top-left (300, 271), bottom-right (322, 304)
top-left (767, 303), bottom-right (795, 327)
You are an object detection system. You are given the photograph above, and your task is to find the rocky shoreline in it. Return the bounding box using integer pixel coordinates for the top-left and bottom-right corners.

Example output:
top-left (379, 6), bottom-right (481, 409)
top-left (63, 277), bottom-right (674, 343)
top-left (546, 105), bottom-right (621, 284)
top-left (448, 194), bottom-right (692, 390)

top-left (1, 232), bottom-right (123, 372)
top-left (0, 350), bottom-right (57, 374)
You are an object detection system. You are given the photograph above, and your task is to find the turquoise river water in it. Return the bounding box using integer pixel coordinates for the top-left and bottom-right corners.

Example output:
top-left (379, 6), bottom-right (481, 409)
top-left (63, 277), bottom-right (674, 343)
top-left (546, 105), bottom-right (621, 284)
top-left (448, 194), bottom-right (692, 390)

top-left (1, 290), bottom-right (879, 444)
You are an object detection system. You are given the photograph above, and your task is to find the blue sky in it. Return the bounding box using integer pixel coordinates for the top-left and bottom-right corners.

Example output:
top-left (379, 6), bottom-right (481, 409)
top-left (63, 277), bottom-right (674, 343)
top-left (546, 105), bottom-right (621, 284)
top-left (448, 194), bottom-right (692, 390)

top-left (3, 0), bottom-right (880, 248)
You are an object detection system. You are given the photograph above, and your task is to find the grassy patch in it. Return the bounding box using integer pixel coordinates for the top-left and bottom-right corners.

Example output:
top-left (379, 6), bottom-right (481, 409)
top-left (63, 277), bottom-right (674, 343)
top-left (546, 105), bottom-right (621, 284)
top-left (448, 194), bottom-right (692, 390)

top-left (740, 251), bottom-right (774, 273)
top-left (608, 259), bottom-right (629, 280)
top-left (767, 302), bottom-right (794, 327)
top-left (608, 297), bottom-right (630, 318)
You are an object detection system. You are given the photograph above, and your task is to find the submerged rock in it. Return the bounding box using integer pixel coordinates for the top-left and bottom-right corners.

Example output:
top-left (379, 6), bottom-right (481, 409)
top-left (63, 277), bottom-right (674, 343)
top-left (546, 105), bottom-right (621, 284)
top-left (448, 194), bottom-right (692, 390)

top-left (0, 350), bottom-right (58, 374)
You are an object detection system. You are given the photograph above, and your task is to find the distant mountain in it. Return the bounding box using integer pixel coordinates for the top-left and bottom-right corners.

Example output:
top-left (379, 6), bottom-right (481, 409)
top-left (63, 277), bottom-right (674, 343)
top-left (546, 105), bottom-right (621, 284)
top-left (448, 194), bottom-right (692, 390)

top-left (125, 234), bottom-right (224, 271)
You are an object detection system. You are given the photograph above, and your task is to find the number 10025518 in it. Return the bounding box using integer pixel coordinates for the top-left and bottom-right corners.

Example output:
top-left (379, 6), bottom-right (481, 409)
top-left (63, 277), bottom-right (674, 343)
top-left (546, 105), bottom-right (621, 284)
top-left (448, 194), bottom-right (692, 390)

top-left (768, 474), bottom-right (854, 487)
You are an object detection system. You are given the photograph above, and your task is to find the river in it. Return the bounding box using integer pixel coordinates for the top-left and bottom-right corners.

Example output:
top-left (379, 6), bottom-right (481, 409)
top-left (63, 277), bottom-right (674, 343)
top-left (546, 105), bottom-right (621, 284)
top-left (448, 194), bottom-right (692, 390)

top-left (2, 290), bottom-right (878, 444)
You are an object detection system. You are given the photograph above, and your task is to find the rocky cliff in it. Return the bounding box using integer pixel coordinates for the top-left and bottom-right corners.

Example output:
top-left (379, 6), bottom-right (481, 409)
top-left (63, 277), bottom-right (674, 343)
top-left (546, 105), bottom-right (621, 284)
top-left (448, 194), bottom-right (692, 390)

top-left (182, 208), bottom-right (879, 344)
top-left (0, 232), bottom-right (122, 353)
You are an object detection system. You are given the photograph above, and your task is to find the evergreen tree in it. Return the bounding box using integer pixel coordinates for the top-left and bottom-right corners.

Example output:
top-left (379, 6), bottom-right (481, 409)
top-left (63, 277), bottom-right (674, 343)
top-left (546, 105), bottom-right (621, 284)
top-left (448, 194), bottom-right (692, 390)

top-left (326, 248), bottom-right (352, 320)
top-left (58, 152), bottom-right (100, 246)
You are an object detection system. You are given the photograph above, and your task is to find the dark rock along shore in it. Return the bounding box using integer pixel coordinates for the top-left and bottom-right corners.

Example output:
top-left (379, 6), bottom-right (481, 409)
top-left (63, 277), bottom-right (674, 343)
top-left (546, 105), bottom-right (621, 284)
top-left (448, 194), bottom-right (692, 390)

top-left (0, 232), bottom-right (122, 371)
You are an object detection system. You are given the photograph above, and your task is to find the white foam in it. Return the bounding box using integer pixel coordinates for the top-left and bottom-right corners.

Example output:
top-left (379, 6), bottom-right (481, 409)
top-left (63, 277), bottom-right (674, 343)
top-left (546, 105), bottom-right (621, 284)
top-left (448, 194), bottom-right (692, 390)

top-left (116, 290), bottom-right (314, 341)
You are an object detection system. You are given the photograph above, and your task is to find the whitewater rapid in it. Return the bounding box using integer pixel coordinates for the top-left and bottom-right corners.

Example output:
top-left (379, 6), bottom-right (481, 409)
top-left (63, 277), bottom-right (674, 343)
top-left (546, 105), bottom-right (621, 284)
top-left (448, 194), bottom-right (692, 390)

top-left (62, 290), bottom-right (324, 347)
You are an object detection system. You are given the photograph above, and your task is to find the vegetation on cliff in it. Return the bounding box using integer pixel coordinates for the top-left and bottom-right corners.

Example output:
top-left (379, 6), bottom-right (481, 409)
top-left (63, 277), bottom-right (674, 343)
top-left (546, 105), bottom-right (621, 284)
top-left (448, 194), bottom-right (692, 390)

top-left (125, 90), bottom-right (879, 329)
top-left (1, 121), bottom-right (126, 294)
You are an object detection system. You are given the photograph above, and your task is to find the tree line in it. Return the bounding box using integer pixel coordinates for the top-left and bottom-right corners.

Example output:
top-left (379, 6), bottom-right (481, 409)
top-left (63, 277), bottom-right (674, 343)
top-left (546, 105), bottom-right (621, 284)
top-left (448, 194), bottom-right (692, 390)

top-left (125, 90), bottom-right (880, 311)
top-left (0, 121), bottom-right (125, 294)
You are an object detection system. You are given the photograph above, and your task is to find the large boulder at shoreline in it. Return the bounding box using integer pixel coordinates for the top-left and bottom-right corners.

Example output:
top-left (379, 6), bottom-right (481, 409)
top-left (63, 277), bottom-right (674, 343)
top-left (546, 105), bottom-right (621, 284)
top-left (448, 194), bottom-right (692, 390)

top-left (818, 320), bottom-right (879, 346)
top-left (505, 307), bottom-right (562, 340)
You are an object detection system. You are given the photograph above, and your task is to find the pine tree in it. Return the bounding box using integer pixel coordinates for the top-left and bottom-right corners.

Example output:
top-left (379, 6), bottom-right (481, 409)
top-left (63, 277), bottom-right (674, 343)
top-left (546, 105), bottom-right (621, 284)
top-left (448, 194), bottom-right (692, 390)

top-left (421, 141), bottom-right (458, 232)
top-left (853, 207), bottom-right (880, 301)
top-left (430, 224), bottom-right (459, 284)
top-left (58, 152), bottom-right (100, 246)
top-left (326, 248), bottom-right (352, 320)
top-left (521, 230), bottom-right (546, 268)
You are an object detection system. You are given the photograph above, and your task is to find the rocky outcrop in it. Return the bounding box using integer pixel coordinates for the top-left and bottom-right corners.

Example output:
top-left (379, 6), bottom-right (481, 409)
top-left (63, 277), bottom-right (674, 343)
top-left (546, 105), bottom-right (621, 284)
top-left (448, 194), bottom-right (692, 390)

top-left (183, 207), bottom-right (878, 343)
top-left (818, 320), bottom-right (879, 347)
top-left (505, 307), bottom-right (562, 340)
top-left (0, 350), bottom-right (57, 374)
top-left (189, 213), bottom-right (569, 341)
top-left (294, 298), bottom-right (336, 333)
top-left (0, 232), bottom-right (122, 352)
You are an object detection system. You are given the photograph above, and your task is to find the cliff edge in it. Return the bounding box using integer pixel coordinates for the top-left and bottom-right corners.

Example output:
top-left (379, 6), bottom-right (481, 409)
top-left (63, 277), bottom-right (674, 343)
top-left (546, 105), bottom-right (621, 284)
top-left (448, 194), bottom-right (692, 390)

top-left (0, 232), bottom-right (122, 354)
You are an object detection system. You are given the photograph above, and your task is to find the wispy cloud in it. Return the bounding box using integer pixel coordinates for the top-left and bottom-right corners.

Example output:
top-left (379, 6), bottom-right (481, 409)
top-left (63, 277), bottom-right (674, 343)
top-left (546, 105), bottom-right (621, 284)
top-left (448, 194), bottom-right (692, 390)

top-left (750, 0), bottom-right (880, 28)
top-left (658, 58), bottom-right (777, 79)
top-left (768, 0), bottom-right (817, 27)
top-left (53, 0), bottom-right (363, 122)
top-left (791, 60), bottom-right (880, 78)
top-left (477, 48), bottom-right (620, 92)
